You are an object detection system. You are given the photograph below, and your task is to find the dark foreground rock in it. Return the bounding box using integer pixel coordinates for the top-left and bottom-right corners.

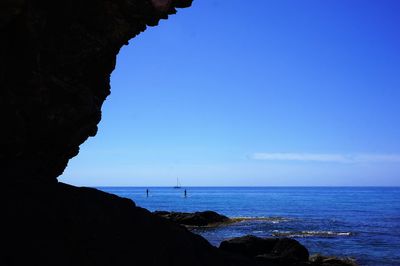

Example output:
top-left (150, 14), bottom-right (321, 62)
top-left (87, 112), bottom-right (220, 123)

top-left (154, 210), bottom-right (230, 226)
top-left (219, 235), bottom-right (358, 266)
top-left (2, 183), bottom-right (256, 266)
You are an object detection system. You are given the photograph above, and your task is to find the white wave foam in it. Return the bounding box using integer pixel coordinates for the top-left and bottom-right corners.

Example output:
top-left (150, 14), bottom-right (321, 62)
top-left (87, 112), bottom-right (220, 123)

top-left (231, 216), bottom-right (291, 223)
top-left (272, 230), bottom-right (353, 238)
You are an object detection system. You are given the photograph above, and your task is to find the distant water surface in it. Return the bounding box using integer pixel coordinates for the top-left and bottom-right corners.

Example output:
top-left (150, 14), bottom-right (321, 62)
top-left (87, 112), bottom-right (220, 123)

top-left (98, 186), bottom-right (400, 266)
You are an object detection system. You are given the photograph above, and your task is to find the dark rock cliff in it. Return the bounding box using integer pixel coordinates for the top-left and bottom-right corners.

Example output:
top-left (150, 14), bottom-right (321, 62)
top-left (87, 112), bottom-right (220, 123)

top-left (0, 0), bottom-right (190, 184)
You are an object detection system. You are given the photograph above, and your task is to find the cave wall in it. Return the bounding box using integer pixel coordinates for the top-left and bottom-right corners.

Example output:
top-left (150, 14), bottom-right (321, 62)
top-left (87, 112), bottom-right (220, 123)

top-left (0, 0), bottom-right (192, 184)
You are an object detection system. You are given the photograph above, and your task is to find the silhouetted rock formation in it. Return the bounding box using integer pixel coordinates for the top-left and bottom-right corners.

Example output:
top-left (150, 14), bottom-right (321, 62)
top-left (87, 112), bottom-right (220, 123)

top-left (0, 0), bottom-right (191, 184)
top-left (3, 183), bottom-right (256, 266)
top-left (154, 210), bottom-right (230, 226)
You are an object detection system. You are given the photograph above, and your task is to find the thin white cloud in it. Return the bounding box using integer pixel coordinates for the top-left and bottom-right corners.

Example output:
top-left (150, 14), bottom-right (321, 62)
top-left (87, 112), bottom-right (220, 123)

top-left (251, 153), bottom-right (400, 163)
top-left (354, 154), bottom-right (400, 163)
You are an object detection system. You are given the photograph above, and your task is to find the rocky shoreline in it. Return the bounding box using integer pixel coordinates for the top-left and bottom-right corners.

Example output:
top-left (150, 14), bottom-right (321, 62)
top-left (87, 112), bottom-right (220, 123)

top-left (154, 210), bottom-right (358, 266)
top-left (2, 183), bottom-right (359, 266)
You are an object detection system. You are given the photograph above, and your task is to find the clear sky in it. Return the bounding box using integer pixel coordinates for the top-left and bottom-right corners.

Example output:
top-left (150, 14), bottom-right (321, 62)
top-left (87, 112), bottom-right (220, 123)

top-left (60, 0), bottom-right (400, 186)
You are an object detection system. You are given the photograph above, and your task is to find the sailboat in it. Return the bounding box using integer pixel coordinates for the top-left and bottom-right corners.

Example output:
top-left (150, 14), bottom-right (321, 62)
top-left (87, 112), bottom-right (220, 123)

top-left (173, 177), bottom-right (181, 189)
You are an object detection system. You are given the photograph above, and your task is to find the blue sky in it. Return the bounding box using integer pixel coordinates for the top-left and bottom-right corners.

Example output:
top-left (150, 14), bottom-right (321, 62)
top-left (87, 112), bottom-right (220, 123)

top-left (60, 0), bottom-right (400, 186)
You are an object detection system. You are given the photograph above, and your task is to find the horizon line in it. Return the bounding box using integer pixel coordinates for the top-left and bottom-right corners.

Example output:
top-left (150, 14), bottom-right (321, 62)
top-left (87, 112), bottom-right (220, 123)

top-left (92, 185), bottom-right (400, 188)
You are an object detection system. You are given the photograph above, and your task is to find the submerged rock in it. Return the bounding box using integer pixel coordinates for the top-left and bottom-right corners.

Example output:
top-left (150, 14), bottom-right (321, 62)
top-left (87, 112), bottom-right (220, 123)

top-left (154, 210), bottom-right (230, 226)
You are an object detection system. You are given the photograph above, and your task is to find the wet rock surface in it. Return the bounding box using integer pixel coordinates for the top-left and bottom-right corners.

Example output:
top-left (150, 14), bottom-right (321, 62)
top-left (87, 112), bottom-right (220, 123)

top-left (154, 210), bottom-right (230, 226)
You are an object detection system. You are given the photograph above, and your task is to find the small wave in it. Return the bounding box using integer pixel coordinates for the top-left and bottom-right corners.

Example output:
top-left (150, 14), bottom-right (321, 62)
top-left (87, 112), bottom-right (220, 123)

top-left (230, 217), bottom-right (291, 224)
top-left (272, 230), bottom-right (353, 238)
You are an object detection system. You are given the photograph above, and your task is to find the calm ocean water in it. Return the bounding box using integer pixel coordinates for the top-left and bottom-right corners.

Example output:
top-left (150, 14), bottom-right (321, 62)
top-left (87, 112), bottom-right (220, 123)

top-left (98, 187), bottom-right (400, 266)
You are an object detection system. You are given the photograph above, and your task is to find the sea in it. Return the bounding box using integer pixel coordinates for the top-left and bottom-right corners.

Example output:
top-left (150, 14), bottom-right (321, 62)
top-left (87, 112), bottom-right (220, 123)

top-left (98, 187), bottom-right (400, 266)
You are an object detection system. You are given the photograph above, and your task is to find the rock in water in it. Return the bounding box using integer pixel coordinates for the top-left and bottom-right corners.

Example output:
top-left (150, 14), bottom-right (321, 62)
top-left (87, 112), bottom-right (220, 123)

top-left (219, 235), bottom-right (359, 266)
top-left (219, 235), bottom-right (309, 265)
top-left (309, 254), bottom-right (358, 266)
top-left (154, 210), bottom-right (230, 226)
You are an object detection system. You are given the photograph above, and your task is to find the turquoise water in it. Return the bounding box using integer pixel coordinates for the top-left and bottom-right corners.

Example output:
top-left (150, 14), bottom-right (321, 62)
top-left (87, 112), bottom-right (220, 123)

top-left (99, 187), bottom-right (400, 266)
